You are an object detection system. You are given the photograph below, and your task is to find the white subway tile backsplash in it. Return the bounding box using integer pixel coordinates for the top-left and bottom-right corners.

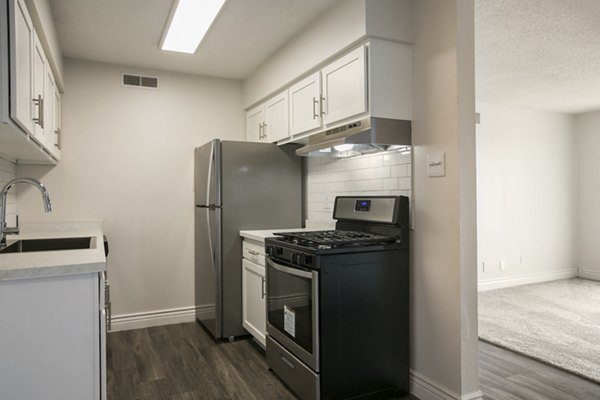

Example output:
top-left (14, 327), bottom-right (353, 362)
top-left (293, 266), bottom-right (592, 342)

top-left (305, 150), bottom-right (412, 224)
top-left (383, 178), bottom-right (399, 190)
top-left (398, 177), bottom-right (411, 190)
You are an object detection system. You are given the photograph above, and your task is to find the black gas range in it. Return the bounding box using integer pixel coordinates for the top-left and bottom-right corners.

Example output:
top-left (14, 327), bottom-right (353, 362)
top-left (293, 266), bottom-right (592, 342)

top-left (265, 196), bottom-right (409, 400)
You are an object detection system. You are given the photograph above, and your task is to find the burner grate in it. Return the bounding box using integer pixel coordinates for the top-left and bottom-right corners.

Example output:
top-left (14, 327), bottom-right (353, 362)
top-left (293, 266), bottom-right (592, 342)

top-left (273, 230), bottom-right (397, 247)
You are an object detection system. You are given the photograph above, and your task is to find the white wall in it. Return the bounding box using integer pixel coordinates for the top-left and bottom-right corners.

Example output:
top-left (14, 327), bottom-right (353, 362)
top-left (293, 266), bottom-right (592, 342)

top-left (411, 0), bottom-right (480, 399)
top-left (0, 157), bottom-right (17, 226)
top-left (576, 110), bottom-right (600, 280)
top-left (476, 102), bottom-right (577, 290)
top-left (16, 58), bottom-right (244, 327)
top-left (305, 151), bottom-right (411, 224)
top-left (243, 0), bottom-right (367, 108)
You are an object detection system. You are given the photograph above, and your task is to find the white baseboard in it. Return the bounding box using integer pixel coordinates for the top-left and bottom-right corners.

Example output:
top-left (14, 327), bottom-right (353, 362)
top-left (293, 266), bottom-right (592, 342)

top-left (110, 304), bottom-right (214, 332)
top-left (410, 370), bottom-right (483, 400)
top-left (578, 269), bottom-right (600, 281)
top-left (477, 268), bottom-right (578, 292)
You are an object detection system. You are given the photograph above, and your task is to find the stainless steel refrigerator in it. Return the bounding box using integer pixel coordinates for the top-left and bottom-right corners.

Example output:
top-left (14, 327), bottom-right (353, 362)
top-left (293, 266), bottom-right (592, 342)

top-left (194, 139), bottom-right (302, 340)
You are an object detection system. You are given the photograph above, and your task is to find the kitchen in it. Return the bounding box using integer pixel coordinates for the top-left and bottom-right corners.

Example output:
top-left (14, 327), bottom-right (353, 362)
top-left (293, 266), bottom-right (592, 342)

top-left (0, 1), bottom-right (480, 400)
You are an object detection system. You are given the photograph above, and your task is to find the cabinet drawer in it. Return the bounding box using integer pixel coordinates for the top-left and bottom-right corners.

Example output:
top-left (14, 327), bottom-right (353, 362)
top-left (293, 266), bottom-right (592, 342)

top-left (243, 240), bottom-right (265, 266)
top-left (267, 335), bottom-right (319, 400)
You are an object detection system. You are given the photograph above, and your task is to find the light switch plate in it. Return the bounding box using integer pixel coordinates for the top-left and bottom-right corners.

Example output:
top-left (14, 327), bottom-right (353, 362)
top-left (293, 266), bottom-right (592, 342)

top-left (427, 152), bottom-right (445, 177)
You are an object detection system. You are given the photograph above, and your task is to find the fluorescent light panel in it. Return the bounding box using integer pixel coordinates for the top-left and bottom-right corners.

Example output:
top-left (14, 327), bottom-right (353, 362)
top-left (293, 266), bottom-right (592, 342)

top-left (161, 0), bottom-right (226, 54)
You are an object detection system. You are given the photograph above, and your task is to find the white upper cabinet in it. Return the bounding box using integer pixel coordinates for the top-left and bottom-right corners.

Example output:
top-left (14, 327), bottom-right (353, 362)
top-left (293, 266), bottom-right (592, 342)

top-left (321, 46), bottom-right (367, 126)
top-left (288, 71), bottom-right (321, 136)
top-left (263, 91), bottom-right (289, 143)
top-left (32, 30), bottom-right (46, 142)
top-left (245, 105), bottom-right (265, 143)
top-left (289, 46), bottom-right (367, 137)
top-left (52, 88), bottom-right (62, 159)
top-left (245, 90), bottom-right (289, 143)
top-left (11, 0), bottom-right (34, 135)
top-left (1, 0), bottom-right (62, 164)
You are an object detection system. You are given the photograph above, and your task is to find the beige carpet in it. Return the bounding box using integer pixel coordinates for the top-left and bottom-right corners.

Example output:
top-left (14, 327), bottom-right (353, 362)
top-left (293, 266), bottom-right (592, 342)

top-left (479, 278), bottom-right (600, 383)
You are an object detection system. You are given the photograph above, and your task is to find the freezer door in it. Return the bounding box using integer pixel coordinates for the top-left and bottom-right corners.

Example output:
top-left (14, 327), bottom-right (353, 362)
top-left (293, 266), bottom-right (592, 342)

top-left (194, 140), bottom-right (221, 206)
top-left (194, 206), bottom-right (222, 338)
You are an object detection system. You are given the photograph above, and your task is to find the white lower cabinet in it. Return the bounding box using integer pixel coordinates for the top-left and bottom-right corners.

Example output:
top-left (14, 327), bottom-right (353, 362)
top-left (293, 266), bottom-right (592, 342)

top-left (242, 239), bottom-right (266, 346)
top-left (0, 272), bottom-right (106, 400)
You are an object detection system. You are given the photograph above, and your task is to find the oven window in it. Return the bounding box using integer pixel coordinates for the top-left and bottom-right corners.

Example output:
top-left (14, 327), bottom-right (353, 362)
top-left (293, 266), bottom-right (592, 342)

top-left (267, 261), bottom-right (314, 354)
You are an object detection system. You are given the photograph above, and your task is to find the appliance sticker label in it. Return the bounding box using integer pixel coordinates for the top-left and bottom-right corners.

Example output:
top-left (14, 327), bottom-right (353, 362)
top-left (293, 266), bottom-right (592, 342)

top-left (284, 305), bottom-right (296, 337)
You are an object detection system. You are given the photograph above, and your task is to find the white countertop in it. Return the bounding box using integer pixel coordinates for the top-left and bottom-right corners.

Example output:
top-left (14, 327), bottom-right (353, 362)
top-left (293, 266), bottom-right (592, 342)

top-left (240, 228), bottom-right (314, 242)
top-left (240, 220), bottom-right (337, 242)
top-left (0, 222), bottom-right (106, 281)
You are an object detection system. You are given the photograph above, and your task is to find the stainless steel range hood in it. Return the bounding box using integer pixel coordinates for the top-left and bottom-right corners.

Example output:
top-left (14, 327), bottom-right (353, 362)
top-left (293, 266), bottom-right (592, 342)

top-left (295, 116), bottom-right (411, 158)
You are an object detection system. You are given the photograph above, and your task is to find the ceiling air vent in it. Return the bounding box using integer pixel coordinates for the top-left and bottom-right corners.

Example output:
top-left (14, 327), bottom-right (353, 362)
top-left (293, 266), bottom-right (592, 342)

top-left (122, 73), bottom-right (159, 89)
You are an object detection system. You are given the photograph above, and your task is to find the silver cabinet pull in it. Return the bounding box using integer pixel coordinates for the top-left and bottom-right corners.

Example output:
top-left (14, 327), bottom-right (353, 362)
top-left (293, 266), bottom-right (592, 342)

top-left (261, 277), bottom-right (266, 299)
top-left (54, 129), bottom-right (61, 149)
top-left (320, 95), bottom-right (326, 116)
top-left (312, 97), bottom-right (319, 119)
top-left (248, 249), bottom-right (259, 256)
top-left (262, 122), bottom-right (267, 139)
top-left (258, 122), bottom-right (264, 140)
top-left (32, 95), bottom-right (44, 128)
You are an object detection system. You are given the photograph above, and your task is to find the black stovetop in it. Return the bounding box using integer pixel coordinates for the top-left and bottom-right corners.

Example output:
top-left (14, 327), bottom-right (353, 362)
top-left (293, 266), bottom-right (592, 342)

top-left (271, 230), bottom-right (399, 251)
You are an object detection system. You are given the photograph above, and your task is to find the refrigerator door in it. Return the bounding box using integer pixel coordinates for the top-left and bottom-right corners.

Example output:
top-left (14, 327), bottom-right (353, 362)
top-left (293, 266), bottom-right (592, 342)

top-left (219, 141), bottom-right (303, 338)
top-left (194, 139), bottom-right (221, 206)
top-left (194, 206), bottom-right (222, 338)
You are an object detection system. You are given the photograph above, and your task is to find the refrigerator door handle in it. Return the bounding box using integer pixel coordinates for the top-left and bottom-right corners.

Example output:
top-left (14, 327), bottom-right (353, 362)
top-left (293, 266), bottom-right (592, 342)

top-left (206, 141), bottom-right (214, 206)
top-left (206, 208), bottom-right (215, 270)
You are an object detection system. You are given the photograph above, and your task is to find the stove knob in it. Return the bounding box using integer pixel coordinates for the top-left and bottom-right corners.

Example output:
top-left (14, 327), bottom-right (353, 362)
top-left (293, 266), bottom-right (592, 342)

top-left (266, 246), bottom-right (274, 256)
top-left (276, 247), bottom-right (284, 256)
top-left (297, 254), bottom-right (306, 265)
top-left (305, 255), bottom-right (312, 265)
top-left (291, 253), bottom-right (299, 264)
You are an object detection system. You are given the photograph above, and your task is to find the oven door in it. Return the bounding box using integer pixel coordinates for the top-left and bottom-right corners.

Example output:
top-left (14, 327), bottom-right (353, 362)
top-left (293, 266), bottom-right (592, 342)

top-left (266, 257), bottom-right (319, 372)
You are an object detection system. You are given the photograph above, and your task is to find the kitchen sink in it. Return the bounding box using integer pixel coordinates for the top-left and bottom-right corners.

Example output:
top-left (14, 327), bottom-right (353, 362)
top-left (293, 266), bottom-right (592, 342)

top-left (0, 237), bottom-right (93, 254)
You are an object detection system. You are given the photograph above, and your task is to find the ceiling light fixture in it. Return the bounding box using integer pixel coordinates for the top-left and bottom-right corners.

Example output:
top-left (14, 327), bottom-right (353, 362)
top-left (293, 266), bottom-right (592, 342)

top-left (160, 0), bottom-right (226, 54)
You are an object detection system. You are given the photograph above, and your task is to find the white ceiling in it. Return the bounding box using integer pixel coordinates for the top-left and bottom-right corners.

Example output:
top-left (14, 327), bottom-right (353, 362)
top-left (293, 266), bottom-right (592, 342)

top-left (52, 1), bottom-right (600, 114)
top-left (476, 0), bottom-right (600, 114)
top-left (49, 0), bottom-right (338, 80)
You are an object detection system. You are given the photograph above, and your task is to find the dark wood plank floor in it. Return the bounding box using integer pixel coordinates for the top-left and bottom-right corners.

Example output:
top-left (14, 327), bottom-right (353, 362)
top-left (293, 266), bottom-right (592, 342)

top-left (107, 322), bottom-right (416, 400)
top-left (479, 341), bottom-right (600, 400)
top-left (107, 322), bottom-right (600, 400)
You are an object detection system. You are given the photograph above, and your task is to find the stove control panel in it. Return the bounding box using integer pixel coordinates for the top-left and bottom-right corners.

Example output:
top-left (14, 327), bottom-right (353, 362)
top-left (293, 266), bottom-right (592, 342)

top-left (266, 245), bottom-right (314, 269)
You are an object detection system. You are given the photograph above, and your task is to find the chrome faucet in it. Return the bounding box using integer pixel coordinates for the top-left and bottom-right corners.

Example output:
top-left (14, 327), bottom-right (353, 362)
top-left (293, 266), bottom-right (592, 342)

top-left (0, 178), bottom-right (52, 248)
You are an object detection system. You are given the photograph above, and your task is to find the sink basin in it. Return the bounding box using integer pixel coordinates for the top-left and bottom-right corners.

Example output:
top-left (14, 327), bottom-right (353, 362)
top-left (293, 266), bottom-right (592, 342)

top-left (0, 237), bottom-right (93, 254)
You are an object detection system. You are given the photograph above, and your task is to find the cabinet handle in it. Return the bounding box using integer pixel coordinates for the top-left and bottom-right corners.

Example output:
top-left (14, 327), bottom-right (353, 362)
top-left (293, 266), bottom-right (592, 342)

top-left (261, 277), bottom-right (266, 299)
top-left (32, 95), bottom-right (44, 129)
top-left (262, 122), bottom-right (267, 139)
top-left (248, 250), bottom-right (259, 256)
top-left (258, 122), bottom-right (264, 139)
top-left (320, 95), bottom-right (326, 116)
top-left (312, 97), bottom-right (319, 119)
top-left (54, 128), bottom-right (61, 149)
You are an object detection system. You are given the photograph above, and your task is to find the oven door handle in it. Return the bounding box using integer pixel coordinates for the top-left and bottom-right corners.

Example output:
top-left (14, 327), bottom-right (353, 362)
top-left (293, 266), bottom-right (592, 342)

top-left (267, 258), bottom-right (313, 279)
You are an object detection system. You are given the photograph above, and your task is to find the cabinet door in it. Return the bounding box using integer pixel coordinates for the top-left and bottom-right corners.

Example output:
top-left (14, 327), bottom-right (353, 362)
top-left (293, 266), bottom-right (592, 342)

top-left (0, 274), bottom-right (101, 400)
top-left (44, 68), bottom-right (55, 151)
top-left (246, 105), bottom-right (264, 143)
top-left (242, 259), bottom-right (266, 346)
top-left (321, 45), bottom-right (367, 126)
top-left (289, 71), bottom-right (321, 136)
top-left (10, 0), bottom-right (34, 135)
top-left (32, 31), bottom-right (46, 142)
top-left (52, 88), bottom-right (62, 159)
top-left (264, 91), bottom-right (289, 143)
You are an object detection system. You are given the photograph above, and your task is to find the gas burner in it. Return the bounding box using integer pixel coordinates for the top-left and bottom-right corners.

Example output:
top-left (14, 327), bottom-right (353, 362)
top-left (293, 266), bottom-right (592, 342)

top-left (274, 230), bottom-right (398, 249)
